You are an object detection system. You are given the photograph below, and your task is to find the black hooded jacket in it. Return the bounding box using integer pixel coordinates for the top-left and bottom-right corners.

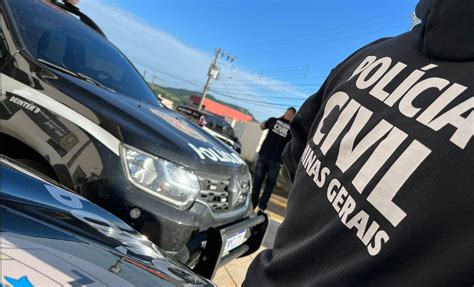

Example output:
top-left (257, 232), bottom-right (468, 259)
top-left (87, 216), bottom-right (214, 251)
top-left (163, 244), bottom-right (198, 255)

top-left (244, 0), bottom-right (473, 286)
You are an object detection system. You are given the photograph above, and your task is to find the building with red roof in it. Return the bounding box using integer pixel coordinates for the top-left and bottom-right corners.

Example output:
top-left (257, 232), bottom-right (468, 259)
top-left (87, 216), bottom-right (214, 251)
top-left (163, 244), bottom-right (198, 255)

top-left (189, 95), bottom-right (252, 122)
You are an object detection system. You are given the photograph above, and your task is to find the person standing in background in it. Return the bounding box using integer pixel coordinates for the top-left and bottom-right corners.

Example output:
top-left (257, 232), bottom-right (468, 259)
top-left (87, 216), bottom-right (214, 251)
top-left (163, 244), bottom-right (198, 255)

top-left (252, 107), bottom-right (296, 211)
top-left (198, 114), bottom-right (207, 127)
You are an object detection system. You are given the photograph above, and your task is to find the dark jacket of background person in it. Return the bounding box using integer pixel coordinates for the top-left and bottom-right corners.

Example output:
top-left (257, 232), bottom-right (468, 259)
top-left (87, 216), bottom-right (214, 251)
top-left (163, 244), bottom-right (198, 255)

top-left (252, 114), bottom-right (293, 210)
top-left (244, 0), bottom-right (473, 286)
top-left (258, 116), bottom-right (292, 163)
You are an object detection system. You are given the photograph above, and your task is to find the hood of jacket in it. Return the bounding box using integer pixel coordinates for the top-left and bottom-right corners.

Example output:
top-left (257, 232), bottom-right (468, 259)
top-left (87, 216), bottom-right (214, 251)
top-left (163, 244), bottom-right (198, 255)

top-left (412, 0), bottom-right (474, 61)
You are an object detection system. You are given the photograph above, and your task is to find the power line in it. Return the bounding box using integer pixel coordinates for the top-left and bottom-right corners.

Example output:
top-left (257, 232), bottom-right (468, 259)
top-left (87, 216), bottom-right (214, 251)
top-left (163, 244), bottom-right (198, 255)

top-left (222, 67), bottom-right (331, 78)
top-left (230, 12), bottom-right (408, 52)
top-left (217, 66), bottom-right (322, 87)
top-left (229, 12), bottom-right (411, 53)
top-left (234, 23), bottom-right (406, 57)
top-left (220, 55), bottom-right (340, 73)
top-left (143, 68), bottom-right (308, 109)
top-left (216, 82), bottom-right (322, 87)
top-left (198, 48), bottom-right (236, 110)
top-left (151, 69), bottom-right (201, 87)
top-left (218, 61), bottom-right (337, 82)
top-left (222, 71), bottom-right (330, 82)
top-left (211, 88), bottom-right (307, 101)
top-left (210, 89), bottom-right (302, 108)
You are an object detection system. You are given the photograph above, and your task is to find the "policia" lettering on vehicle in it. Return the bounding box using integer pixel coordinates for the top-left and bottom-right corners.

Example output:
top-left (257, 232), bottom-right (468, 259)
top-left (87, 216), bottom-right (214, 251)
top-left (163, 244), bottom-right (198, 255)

top-left (188, 143), bottom-right (245, 165)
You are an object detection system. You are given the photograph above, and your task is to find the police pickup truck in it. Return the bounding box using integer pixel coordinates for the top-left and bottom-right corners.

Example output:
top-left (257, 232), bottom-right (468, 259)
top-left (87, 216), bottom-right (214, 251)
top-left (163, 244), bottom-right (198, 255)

top-left (0, 0), bottom-right (267, 279)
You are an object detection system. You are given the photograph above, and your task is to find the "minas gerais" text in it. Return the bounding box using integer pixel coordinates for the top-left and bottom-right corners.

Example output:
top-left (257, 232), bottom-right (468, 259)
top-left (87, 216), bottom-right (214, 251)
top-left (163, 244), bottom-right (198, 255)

top-left (301, 55), bottom-right (472, 256)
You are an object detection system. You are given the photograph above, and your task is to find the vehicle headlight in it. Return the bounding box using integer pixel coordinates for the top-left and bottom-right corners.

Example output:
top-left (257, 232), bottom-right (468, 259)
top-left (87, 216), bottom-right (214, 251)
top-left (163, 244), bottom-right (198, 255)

top-left (237, 175), bottom-right (251, 205)
top-left (121, 145), bottom-right (200, 209)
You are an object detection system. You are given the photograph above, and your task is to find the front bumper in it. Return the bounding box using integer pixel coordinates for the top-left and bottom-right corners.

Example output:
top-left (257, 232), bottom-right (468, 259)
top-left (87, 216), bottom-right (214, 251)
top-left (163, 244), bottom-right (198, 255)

top-left (81, 154), bottom-right (253, 252)
top-left (193, 212), bottom-right (268, 279)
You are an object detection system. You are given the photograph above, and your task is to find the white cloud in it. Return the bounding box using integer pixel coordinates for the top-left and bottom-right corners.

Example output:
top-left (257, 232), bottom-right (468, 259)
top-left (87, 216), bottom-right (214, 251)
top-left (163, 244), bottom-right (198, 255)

top-left (78, 0), bottom-right (309, 120)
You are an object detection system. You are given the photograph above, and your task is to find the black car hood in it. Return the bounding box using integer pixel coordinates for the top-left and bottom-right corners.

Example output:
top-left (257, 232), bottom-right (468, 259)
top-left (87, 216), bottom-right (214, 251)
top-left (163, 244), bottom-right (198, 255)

top-left (412, 0), bottom-right (474, 61)
top-left (0, 159), bottom-right (213, 286)
top-left (47, 71), bottom-right (248, 175)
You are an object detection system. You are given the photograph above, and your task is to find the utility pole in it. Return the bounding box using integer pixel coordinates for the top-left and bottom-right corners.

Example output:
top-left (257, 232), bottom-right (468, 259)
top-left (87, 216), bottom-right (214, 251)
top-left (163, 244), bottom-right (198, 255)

top-left (198, 48), bottom-right (235, 110)
top-left (151, 75), bottom-right (159, 86)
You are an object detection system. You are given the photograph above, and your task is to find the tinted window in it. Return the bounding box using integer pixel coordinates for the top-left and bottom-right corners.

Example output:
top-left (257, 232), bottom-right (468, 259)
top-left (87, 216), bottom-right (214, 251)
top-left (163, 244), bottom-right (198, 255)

top-left (8, 0), bottom-right (159, 105)
top-left (223, 124), bottom-right (235, 139)
top-left (205, 116), bottom-right (216, 129)
top-left (176, 107), bottom-right (200, 120)
top-left (205, 114), bottom-right (235, 138)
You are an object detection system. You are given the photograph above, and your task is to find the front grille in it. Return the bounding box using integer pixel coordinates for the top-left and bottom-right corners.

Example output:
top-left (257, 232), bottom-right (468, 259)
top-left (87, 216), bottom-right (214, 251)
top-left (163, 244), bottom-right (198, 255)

top-left (199, 178), bottom-right (230, 211)
top-left (198, 175), bottom-right (250, 213)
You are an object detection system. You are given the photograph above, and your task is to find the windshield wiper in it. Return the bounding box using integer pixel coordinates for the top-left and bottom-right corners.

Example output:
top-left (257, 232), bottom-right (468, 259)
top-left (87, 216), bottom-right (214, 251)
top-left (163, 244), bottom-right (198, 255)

top-left (38, 58), bottom-right (115, 93)
top-left (76, 72), bottom-right (115, 93)
top-left (38, 58), bottom-right (75, 76)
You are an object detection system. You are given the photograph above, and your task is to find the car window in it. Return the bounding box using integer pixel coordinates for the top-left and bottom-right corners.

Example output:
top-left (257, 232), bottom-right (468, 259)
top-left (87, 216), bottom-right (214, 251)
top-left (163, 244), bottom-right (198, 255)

top-left (176, 107), bottom-right (200, 120)
top-left (223, 124), bottom-right (235, 139)
top-left (176, 107), bottom-right (189, 115)
top-left (205, 116), bottom-right (216, 129)
top-left (204, 115), bottom-right (234, 138)
top-left (216, 118), bottom-right (234, 138)
top-left (8, 0), bottom-right (159, 106)
top-left (213, 118), bottom-right (225, 133)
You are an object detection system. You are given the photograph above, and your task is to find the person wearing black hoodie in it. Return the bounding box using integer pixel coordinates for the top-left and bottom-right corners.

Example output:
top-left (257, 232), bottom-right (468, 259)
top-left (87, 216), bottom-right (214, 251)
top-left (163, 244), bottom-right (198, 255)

top-left (244, 0), bottom-right (473, 286)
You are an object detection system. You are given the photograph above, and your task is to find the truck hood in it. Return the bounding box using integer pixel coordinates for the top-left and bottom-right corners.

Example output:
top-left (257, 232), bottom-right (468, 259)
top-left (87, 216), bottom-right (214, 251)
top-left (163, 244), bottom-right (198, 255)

top-left (47, 71), bottom-right (248, 175)
top-left (0, 158), bottom-right (213, 286)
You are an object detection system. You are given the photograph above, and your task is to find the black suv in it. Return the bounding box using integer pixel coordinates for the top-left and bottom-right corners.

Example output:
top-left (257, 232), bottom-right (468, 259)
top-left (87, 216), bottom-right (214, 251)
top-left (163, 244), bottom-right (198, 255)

top-left (176, 105), bottom-right (242, 153)
top-left (0, 0), bottom-right (266, 279)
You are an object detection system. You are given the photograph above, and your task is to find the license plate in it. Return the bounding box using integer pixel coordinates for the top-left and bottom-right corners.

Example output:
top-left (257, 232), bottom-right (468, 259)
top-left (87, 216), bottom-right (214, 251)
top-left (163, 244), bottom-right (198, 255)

top-left (224, 230), bottom-right (247, 253)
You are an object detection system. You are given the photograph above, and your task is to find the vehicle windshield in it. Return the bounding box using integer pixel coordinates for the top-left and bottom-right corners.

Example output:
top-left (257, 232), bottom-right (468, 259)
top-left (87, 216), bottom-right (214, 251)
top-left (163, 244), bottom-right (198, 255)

top-left (206, 115), bottom-right (235, 139)
top-left (176, 106), bottom-right (201, 120)
top-left (8, 0), bottom-right (160, 106)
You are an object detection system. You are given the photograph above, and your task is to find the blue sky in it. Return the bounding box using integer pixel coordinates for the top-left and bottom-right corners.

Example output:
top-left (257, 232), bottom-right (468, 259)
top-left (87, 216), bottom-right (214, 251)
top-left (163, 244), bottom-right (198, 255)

top-left (79, 0), bottom-right (418, 120)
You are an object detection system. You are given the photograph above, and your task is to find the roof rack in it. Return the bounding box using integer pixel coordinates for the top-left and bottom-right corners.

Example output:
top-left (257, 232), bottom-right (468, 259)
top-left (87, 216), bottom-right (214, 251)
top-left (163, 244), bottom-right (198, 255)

top-left (49, 0), bottom-right (107, 38)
